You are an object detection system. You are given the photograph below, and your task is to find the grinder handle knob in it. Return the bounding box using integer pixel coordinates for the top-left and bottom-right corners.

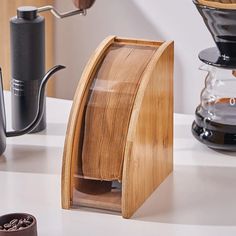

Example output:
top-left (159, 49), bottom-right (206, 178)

top-left (73, 0), bottom-right (96, 9)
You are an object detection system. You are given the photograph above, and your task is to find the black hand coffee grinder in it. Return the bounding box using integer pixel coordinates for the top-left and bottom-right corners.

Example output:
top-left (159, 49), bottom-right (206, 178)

top-left (10, 5), bottom-right (86, 133)
top-left (192, 0), bottom-right (236, 150)
top-left (10, 6), bottom-right (47, 133)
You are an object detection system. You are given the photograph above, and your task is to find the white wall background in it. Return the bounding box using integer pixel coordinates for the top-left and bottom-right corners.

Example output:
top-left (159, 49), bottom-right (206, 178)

top-left (54, 0), bottom-right (214, 114)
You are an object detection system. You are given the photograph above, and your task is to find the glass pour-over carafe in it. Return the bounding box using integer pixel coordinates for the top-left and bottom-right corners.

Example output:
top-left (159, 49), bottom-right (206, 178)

top-left (192, 65), bottom-right (236, 150)
top-left (192, 0), bottom-right (236, 150)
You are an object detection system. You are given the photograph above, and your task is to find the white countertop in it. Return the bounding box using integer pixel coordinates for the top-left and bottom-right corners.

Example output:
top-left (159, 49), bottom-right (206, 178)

top-left (1, 92), bottom-right (236, 236)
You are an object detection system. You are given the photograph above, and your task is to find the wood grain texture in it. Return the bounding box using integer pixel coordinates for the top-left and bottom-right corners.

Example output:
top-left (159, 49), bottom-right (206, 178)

top-left (62, 37), bottom-right (174, 218)
top-left (198, 0), bottom-right (236, 9)
top-left (122, 41), bottom-right (174, 218)
top-left (0, 0), bottom-right (55, 96)
top-left (81, 44), bottom-right (157, 180)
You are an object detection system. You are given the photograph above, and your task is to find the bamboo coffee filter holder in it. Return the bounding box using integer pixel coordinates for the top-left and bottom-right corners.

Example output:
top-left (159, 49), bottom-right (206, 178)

top-left (62, 36), bottom-right (174, 218)
top-left (197, 0), bottom-right (236, 9)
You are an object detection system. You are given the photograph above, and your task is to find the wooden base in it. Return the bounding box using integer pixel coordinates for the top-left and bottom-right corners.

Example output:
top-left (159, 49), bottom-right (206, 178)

top-left (62, 36), bottom-right (174, 218)
top-left (73, 180), bottom-right (121, 212)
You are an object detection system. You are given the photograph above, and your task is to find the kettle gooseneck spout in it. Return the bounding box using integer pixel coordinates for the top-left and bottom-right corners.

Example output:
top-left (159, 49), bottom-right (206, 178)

top-left (6, 65), bottom-right (65, 137)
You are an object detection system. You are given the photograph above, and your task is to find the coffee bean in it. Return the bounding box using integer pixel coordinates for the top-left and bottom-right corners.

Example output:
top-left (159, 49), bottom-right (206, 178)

top-left (17, 219), bottom-right (23, 228)
top-left (8, 225), bottom-right (17, 231)
top-left (23, 220), bottom-right (31, 225)
top-left (1, 216), bottom-right (33, 231)
top-left (10, 219), bottom-right (18, 226)
top-left (26, 216), bottom-right (33, 222)
top-left (3, 223), bottom-right (11, 229)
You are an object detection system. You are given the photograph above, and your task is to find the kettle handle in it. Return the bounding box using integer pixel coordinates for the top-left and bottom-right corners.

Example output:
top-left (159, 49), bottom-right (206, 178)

top-left (0, 68), bottom-right (6, 133)
top-left (6, 65), bottom-right (65, 137)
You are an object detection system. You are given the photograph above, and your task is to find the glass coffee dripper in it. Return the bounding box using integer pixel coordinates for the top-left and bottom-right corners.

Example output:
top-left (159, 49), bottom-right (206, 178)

top-left (192, 0), bottom-right (236, 150)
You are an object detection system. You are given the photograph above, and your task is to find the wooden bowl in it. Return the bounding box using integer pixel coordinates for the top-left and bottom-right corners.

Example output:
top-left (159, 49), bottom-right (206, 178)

top-left (0, 213), bottom-right (37, 236)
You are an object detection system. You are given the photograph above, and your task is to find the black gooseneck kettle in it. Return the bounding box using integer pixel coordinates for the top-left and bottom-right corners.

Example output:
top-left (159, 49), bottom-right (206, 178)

top-left (0, 65), bottom-right (65, 155)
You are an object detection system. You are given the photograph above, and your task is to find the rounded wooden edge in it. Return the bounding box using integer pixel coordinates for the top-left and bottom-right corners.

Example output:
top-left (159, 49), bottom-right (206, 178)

top-left (197, 0), bottom-right (236, 9)
top-left (61, 35), bottom-right (116, 209)
top-left (121, 41), bottom-right (174, 218)
top-left (114, 37), bottom-right (164, 47)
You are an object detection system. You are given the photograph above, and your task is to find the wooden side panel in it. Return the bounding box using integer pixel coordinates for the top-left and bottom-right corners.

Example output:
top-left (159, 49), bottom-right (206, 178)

top-left (81, 44), bottom-right (157, 181)
top-left (0, 0), bottom-right (54, 96)
top-left (122, 42), bottom-right (174, 218)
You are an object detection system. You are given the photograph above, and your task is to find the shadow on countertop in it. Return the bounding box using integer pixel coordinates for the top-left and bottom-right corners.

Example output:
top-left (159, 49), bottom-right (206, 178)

top-left (133, 165), bottom-right (236, 226)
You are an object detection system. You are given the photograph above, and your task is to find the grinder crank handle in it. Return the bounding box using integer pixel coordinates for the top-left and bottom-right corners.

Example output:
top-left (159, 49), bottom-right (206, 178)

top-left (38, 0), bottom-right (95, 19)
